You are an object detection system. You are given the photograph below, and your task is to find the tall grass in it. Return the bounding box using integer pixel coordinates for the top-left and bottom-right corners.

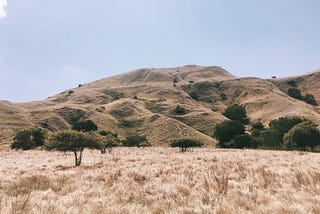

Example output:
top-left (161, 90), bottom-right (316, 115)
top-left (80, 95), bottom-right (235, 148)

top-left (0, 148), bottom-right (319, 213)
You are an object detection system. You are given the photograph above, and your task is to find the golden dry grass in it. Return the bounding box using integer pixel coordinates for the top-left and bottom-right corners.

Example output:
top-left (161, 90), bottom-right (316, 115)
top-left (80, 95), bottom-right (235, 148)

top-left (1, 148), bottom-right (320, 213)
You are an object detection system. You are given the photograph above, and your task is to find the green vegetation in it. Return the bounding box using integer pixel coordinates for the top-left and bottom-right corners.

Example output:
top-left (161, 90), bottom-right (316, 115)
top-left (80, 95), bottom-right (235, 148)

top-left (287, 88), bottom-right (318, 106)
top-left (102, 89), bottom-right (124, 100)
top-left (214, 120), bottom-right (245, 148)
top-left (72, 119), bottom-right (98, 132)
top-left (223, 104), bottom-right (249, 124)
top-left (118, 119), bottom-right (144, 128)
top-left (99, 131), bottom-right (121, 153)
top-left (46, 130), bottom-right (103, 166)
top-left (287, 80), bottom-right (297, 87)
top-left (173, 105), bottom-right (186, 115)
top-left (304, 94), bottom-right (318, 106)
top-left (220, 93), bottom-right (227, 100)
top-left (284, 121), bottom-right (320, 151)
top-left (122, 134), bottom-right (150, 147)
top-left (170, 137), bottom-right (203, 152)
top-left (145, 101), bottom-right (165, 113)
top-left (188, 91), bottom-right (199, 101)
top-left (11, 127), bottom-right (47, 150)
top-left (288, 88), bottom-right (303, 100)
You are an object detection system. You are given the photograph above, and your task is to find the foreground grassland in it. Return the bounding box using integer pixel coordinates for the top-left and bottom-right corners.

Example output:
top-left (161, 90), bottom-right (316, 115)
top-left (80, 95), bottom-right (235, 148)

top-left (1, 148), bottom-right (320, 213)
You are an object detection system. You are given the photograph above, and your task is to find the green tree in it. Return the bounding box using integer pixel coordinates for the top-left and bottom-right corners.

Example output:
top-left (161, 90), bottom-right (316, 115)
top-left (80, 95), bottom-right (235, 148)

top-left (170, 137), bottom-right (203, 152)
top-left (304, 94), bottom-right (318, 106)
top-left (284, 121), bottom-right (320, 151)
top-left (223, 104), bottom-right (249, 124)
top-left (72, 120), bottom-right (98, 132)
top-left (99, 131), bottom-right (121, 153)
top-left (46, 131), bottom-right (103, 166)
top-left (230, 134), bottom-right (257, 149)
top-left (122, 134), bottom-right (150, 147)
top-left (287, 88), bottom-right (303, 100)
top-left (214, 120), bottom-right (245, 148)
top-left (11, 127), bottom-right (47, 150)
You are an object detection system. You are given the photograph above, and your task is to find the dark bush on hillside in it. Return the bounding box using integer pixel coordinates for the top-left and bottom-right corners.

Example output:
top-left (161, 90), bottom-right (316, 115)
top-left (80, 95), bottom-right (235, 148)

top-left (223, 104), bottom-right (249, 124)
top-left (284, 121), bottom-right (320, 151)
top-left (287, 80), bottom-right (297, 87)
top-left (122, 134), bottom-right (150, 147)
top-left (188, 91), bottom-right (199, 101)
top-left (220, 93), bottom-right (227, 100)
top-left (174, 105), bottom-right (186, 115)
top-left (170, 137), bottom-right (203, 152)
top-left (214, 120), bottom-right (245, 148)
top-left (72, 119), bottom-right (98, 132)
top-left (287, 88), bottom-right (303, 100)
top-left (304, 94), bottom-right (318, 106)
top-left (11, 127), bottom-right (47, 150)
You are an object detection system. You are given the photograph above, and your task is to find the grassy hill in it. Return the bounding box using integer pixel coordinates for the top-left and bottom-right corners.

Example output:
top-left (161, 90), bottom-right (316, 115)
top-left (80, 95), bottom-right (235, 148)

top-left (1, 65), bottom-right (320, 149)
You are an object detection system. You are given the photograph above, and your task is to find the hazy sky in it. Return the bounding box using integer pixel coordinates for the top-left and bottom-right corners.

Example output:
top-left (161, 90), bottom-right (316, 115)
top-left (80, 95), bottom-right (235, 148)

top-left (1, 0), bottom-right (320, 102)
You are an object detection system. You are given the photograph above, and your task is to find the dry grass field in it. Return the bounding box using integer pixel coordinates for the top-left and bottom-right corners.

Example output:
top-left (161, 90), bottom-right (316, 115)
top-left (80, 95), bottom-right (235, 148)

top-left (1, 147), bottom-right (320, 213)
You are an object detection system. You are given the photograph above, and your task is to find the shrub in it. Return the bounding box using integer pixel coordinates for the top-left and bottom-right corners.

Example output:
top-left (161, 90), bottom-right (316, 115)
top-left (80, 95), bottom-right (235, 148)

top-left (188, 91), bottom-right (199, 101)
top-left (220, 93), bottom-right (227, 100)
top-left (251, 121), bottom-right (265, 131)
top-left (214, 120), bottom-right (245, 148)
top-left (170, 137), bottom-right (203, 152)
top-left (122, 134), bottom-right (150, 147)
top-left (287, 88), bottom-right (303, 100)
top-left (11, 127), bottom-right (47, 150)
top-left (173, 79), bottom-right (178, 83)
top-left (284, 121), bottom-right (320, 151)
top-left (72, 120), bottom-right (98, 132)
top-left (304, 94), bottom-right (318, 106)
top-left (174, 105), bottom-right (186, 115)
top-left (100, 131), bottom-right (121, 153)
top-left (287, 80), bottom-right (297, 87)
top-left (46, 131), bottom-right (103, 166)
top-left (230, 134), bottom-right (257, 149)
top-left (223, 104), bottom-right (249, 124)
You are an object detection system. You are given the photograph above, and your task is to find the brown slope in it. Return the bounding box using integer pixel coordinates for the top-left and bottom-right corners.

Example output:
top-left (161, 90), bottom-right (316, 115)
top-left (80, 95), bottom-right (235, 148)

top-left (271, 69), bottom-right (320, 102)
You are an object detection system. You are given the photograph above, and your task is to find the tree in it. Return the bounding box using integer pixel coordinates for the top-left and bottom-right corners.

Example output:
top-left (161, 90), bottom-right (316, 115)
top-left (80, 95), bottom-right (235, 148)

top-left (268, 116), bottom-right (304, 145)
top-left (287, 88), bottom-right (303, 100)
top-left (284, 121), bottom-right (320, 151)
top-left (170, 137), bottom-right (203, 152)
top-left (223, 104), bottom-right (249, 124)
top-left (122, 134), bottom-right (150, 147)
top-left (214, 120), bottom-right (245, 148)
top-left (11, 127), bottom-right (47, 150)
top-left (72, 119), bottom-right (98, 132)
top-left (230, 134), bottom-right (257, 149)
top-left (46, 131), bottom-right (103, 166)
top-left (99, 131), bottom-right (121, 153)
top-left (304, 94), bottom-right (318, 106)
top-left (251, 121), bottom-right (265, 138)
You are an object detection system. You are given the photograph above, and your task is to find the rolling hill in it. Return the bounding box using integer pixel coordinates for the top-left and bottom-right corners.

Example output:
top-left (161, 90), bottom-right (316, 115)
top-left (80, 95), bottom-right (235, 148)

top-left (1, 65), bottom-right (320, 149)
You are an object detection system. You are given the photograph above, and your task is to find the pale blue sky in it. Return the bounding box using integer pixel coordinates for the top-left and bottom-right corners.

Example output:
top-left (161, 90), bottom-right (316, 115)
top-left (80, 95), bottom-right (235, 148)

top-left (1, 0), bottom-right (319, 102)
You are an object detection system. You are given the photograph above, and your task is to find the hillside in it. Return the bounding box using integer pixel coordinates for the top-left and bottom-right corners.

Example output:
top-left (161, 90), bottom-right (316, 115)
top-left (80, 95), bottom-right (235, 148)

top-left (1, 65), bottom-right (320, 149)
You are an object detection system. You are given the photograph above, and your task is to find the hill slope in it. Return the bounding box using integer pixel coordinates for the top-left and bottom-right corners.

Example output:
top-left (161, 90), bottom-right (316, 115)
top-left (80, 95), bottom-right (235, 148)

top-left (1, 65), bottom-right (320, 149)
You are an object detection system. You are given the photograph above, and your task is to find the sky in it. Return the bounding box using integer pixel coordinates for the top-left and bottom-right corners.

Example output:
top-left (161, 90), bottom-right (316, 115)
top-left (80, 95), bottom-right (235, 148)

top-left (0, 0), bottom-right (320, 102)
